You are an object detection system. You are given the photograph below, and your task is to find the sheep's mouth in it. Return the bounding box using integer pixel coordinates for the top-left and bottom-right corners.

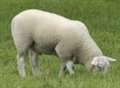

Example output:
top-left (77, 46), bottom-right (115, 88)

top-left (90, 65), bottom-right (105, 73)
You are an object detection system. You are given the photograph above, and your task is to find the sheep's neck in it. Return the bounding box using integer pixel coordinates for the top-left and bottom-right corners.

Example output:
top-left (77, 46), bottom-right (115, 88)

top-left (77, 35), bottom-right (103, 67)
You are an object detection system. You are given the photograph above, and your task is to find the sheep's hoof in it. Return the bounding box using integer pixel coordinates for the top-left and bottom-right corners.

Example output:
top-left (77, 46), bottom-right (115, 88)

top-left (69, 71), bottom-right (75, 76)
top-left (19, 75), bottom-right (26, 80)
top-left (58, 72), bottom-right (64, 78)
top-left (32, 70), bottom-right (41, 77)
top-left (19, 72), bottom-right (26, 80)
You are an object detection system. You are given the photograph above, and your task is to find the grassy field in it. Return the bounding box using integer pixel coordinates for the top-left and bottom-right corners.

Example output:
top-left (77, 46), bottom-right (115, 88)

top-left (0, 0), bottom-right (120, 88)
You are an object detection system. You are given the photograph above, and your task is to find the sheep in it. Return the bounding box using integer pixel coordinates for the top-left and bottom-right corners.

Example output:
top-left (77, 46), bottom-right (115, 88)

top-left (11, 9), bottom-right (116, 78)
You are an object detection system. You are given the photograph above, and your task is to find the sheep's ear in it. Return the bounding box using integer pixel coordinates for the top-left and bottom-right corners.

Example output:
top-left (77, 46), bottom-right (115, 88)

top-left (105, 56), bottom-right (116, 62)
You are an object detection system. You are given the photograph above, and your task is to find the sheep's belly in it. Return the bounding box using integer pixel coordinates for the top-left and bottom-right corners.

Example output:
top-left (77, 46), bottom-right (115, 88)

top-left (33, 43), bottom-right (56, 54)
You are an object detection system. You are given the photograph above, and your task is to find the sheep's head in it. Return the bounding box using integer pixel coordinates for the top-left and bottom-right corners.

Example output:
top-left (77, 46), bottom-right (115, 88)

top-left (90, 56), bottom-right (116, 73)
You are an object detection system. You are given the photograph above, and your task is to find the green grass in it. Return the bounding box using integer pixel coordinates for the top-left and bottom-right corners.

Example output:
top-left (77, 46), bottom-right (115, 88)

top-left (0, 0), bottom-right (120, 88)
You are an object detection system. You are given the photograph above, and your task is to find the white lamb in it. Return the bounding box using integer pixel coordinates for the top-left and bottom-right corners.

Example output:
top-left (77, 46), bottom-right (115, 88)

top-left (11, 9), bottom-right (116, 78)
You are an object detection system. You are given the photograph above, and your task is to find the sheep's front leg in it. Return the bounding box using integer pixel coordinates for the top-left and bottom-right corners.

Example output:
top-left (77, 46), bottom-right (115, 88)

top-left (59, 61), bottom-right (74, 77)
top-left (17, 53), bottom-right (26, 79)
top-left (55, 42), bottom-right (74, 77)
top-left (28, 49), bottom-right (39, 76)
top-left (66, 61), bottom-right (74, 75)
top-left (59, 62), bottom-right (67, 77)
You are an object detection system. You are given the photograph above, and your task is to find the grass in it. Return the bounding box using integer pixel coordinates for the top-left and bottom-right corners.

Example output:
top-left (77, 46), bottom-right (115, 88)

top-left (0, 0), bottom-right (120, 88)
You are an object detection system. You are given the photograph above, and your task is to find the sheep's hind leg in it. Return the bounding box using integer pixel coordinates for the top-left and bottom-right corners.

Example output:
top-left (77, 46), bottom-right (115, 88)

top-left (17, 52), bottom-right (26, 79)
top-left (28, 49), bottom-right (39, 76)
